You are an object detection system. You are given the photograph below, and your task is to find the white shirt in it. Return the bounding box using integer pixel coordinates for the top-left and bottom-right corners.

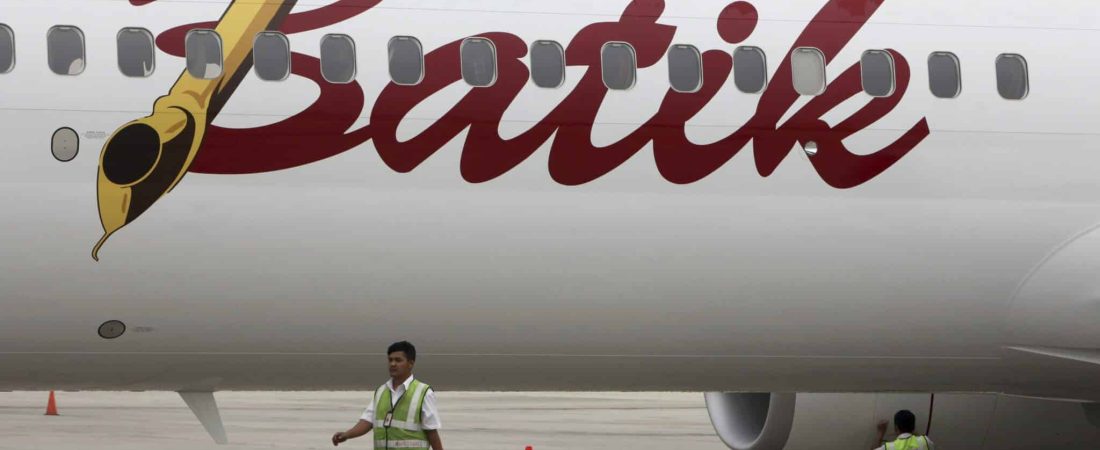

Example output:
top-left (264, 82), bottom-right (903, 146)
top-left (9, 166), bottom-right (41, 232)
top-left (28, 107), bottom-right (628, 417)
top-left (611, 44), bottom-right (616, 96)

top-left (874, 433), bottom-right (934, 450)
top-left (360, 375), bottom-right (441, 430)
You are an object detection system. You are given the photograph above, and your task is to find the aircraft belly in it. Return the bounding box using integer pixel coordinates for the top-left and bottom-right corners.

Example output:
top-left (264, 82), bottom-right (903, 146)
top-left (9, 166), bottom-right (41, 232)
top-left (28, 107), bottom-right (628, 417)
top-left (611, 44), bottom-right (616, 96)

top-left (0, 352), bottom-right (1004, 392)
top-left (2, 171), bottom-right (1100, 393)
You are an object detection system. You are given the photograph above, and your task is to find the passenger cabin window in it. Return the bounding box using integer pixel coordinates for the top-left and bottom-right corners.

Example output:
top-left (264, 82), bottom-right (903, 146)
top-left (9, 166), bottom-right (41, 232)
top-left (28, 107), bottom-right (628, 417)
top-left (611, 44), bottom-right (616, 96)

top-left (733, 46), bottom-right (767, 93)
top-left (668, 44), bottom-right (702, 93)
top-left (928, 52), bottom-right (961, 99)
top-left (320, 34), bottom-right (356, 84)
top-left (791, 47), bottom-right (825, 95)
top-left (185, 29), bottom-right (222, 79)
top-left (388, 36), bottom-right (423, 85)
top-left (117, 28), bottom-right (155, 77)
top-left (461, 37), bottom-right (497, 87)
top-left (0, 24), bottom-right (13, 73)
top-left (861, 50), bottom-right (895, 97)
top-left (996, 54), bottom-right (1029, 100)
top-left (602, 42), bottom-right (636, 90)
top-left (253, 32), bottom-right (290, 81)
top-left (530, 40), bottom-right (565, 88)
top-left (48, 26), bottom-right (85, 76)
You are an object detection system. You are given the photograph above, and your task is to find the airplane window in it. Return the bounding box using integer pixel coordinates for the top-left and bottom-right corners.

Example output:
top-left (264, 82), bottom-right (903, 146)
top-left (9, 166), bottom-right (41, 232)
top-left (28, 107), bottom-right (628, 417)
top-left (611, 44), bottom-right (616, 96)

top-left (928, 52), bottom-right (961, 99)
top-left (320, 34), bottom-right (356, 84)
top-left (0, 24), bottom-right (13, 74)
top-left (602, 42), bottom-right (637, 90)
top-left (185, 29), bottom-right (222, 79)
top-left (461, 37), bottom-right (497, 87)
top-left (733, 46), bottom-right (767, 93)
top-left (388, 36), bottom-right (423, 86)
top-left (996, 54), bottom-right (1028, 100)
top-left (117, 28), bottom-right (155, 78)
top-left (861, 50), bottom-right (895, 97)
top-left (253, 32), bottom-right (290, 81)
top-left (791, 47), bottom-right (825, 95)
top-left (52, 127), bottom-right (79, 162)
top-left (668, 44), bottom-right (703, 93)
top-left (530, 40), bottom-right (565, 88)
top-left (47, 26), bottom-right (85, 76)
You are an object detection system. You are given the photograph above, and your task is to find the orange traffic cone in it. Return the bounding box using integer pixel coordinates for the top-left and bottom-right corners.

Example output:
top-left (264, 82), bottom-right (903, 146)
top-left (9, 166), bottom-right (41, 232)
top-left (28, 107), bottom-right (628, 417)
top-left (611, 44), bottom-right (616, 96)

top-left (45, 390), bottom-right (59, 416)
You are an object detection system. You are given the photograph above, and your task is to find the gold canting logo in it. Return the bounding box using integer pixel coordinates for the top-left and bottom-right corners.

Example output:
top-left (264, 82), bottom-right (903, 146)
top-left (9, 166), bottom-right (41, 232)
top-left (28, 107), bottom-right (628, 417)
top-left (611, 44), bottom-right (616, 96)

top-left (93, 1), bottom-right (297, 260)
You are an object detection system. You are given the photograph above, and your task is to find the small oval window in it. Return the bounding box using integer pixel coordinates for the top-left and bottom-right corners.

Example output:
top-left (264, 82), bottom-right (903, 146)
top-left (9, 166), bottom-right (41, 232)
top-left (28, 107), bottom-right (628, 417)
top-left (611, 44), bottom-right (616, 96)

top-left (602, 42), bottom-right (637, 90)
top-left (52, 127), bottom-right (79, 162)
top-left (253, 32), bottom-right (290, 81)
top-left (48, 26), bottom-right (85, 76)
top-left (530, 40), bottom-right (565, 88)
top-left (389, 36), bottom-right (424, 86)
top-left (185, 29), bottom-right (223, 79)
top-left (861, 50), bottom-right (895, 97)
top-left (461, 37), bottom-right (497, 88)
top-left (791, 47), bottom-right (825, 96)
top-left (0, 24), bottom-right (14, 74)
top-left (98, 320), bottom-right (126, 339)
top-left (118, 27), bottom-right (155, 78)
top-left (996, 54), bottom-right (1029, 100)
top-left (668, 44), bottom-right (703, 93)
top-left (320, 34), bottom-right (356, 84)
top-left (733, 46), bottom-right (767, 94)
top-left (928, 52), bottom-right (962, 99)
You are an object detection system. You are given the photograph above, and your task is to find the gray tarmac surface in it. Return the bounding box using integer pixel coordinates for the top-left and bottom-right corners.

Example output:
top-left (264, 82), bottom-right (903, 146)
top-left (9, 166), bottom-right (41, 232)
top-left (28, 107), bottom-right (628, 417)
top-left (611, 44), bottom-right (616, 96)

top-left (0, 391), bottom-right (726, 450)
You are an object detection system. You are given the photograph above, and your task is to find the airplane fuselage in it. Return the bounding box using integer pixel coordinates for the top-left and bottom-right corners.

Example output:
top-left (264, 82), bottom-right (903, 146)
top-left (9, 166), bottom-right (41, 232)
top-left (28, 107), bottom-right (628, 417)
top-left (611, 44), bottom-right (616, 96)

top-left (1, 0), bottom-right (1099, 402)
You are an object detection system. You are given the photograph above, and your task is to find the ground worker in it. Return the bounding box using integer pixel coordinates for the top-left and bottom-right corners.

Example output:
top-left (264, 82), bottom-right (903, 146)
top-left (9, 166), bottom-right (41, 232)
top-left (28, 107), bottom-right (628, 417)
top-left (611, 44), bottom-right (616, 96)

top-left (332, 341), bottom-right (444, 450)
top-left (873, 410), bottom-right (934, 450)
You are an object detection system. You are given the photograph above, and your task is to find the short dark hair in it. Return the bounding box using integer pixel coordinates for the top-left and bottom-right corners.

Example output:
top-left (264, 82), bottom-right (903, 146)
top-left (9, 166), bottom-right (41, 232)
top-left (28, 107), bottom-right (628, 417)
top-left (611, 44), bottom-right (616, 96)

top-left (387, 341), bottom-right (416, 361)
top-left (894, 410), bottom-right (916, 433)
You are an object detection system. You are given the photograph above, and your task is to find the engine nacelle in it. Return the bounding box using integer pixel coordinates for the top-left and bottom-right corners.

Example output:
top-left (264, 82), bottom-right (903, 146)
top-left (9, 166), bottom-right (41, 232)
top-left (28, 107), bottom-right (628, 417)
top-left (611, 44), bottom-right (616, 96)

top-left (1004, 224), bottom-right (1100, 401)
top-left (705, 393), bottom-right (795, 450)
top-left (705, 392), bottom-right (1100, 450)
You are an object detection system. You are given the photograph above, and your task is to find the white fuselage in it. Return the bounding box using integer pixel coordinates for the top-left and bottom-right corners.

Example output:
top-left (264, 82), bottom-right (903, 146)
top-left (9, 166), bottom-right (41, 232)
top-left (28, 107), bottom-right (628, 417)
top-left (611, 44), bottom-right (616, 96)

top-left (1, 0), bottom-right (1099, 401)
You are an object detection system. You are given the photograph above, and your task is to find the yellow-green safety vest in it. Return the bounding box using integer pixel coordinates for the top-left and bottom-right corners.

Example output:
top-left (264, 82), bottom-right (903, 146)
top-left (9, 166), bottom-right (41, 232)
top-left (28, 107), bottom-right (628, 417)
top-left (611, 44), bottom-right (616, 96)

top-left (373, 379), bottom-right (431, 450)
top-left (885, 435), bottom-right (929, 450)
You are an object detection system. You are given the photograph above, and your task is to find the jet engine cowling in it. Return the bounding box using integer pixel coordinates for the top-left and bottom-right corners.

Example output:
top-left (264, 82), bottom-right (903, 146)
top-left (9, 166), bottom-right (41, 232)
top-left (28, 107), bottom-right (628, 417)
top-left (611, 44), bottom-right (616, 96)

top-left (704, 392), bottom-right (1100, 450)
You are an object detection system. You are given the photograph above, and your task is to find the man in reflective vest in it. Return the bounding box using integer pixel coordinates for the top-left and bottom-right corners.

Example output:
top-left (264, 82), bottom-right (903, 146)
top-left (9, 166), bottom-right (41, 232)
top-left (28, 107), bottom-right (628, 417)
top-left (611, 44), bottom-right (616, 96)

top-left (873, 410), bottom-right (934, 450)
top-left (332, 341), bottom-right (444, 450)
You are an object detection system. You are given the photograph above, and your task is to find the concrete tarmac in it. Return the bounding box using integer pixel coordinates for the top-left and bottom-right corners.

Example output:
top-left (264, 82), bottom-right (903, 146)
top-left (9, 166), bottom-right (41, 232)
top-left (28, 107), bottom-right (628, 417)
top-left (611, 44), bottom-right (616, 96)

top-left (0, 391), bottom-right (726, 450)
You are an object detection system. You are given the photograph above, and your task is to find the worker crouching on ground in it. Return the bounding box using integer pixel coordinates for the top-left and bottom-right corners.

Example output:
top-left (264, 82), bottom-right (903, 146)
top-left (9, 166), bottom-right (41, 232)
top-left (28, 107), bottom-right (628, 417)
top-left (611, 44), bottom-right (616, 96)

top-left (873, 409), bottom-right (934, 450)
